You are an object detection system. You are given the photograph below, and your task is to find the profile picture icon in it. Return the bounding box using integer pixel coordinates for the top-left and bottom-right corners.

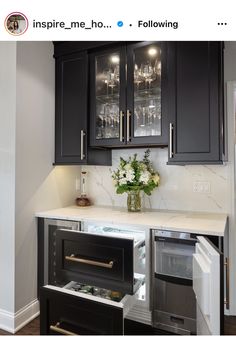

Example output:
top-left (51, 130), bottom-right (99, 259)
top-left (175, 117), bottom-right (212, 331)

top-left (5, 12), bottom-right (28, 36)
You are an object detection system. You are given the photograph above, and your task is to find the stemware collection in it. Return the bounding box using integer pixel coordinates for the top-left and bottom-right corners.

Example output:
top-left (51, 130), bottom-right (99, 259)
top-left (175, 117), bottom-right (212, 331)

top-left (134, 59), bottom-right (161, 90)
top-left (96, 51), bottom-right (162, 139)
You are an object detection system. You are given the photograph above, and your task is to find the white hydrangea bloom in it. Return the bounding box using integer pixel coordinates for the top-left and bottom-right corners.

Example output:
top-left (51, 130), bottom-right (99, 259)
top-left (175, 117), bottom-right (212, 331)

top-left (139, 170), bottom-right (151, 185)
top-left (126, 169), bottom-right (135, 182)
top-left (119, 177), bottom-right (128, 185)
top-left (119, 170), bottom-right (126, 178)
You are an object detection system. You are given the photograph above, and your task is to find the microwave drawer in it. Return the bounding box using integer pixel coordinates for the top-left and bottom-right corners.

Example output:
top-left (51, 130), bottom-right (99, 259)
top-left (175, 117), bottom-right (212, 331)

top-left (56, 229), bottom-right (136, 294)
top-left (40, 284), bottom-right (136, 335)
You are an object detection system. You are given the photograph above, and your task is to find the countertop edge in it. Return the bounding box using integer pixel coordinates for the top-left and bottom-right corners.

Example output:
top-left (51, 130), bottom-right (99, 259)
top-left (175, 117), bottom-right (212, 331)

top-left (35, 206), bottom-right (228, 237)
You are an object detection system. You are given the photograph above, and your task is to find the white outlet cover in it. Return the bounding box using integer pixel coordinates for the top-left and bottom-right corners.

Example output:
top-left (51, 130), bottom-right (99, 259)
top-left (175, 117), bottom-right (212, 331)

top-left (193, 181), bottom-right (211, 194)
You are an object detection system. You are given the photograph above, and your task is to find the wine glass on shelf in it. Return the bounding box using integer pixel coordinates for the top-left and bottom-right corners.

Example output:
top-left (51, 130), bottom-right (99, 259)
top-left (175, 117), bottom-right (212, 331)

top-left (111, 106), bottom-right (120, 138)
top-left (97, 105), bottom-right (106, 139)
top-left (134, 64), bottom-right (143, 91)
top-left (140, 62), bottom-right (154, 92)
top-left (141, 106), bottom-right (147, 128)
top-left (113, 64), bottom-right (119, 84)
top-left (154, 59), bottom-right (161, 77)
top-left (103, 65), bottom-right (119, 97)
top-left (108, 72), bottom-right (116, 96)
top-left (103, 69), bottom-right (112, 97)
top-left (134, 106), bottom-right (141, 129)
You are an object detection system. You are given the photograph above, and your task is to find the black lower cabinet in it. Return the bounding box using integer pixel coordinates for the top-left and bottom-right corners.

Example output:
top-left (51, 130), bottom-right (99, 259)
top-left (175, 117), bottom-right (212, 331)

top-left (40, 287), bottom-right (123, 335)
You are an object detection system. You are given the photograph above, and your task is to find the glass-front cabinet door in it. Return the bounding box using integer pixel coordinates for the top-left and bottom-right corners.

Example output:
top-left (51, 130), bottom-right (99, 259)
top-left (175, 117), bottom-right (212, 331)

top-left (90, 46), bottom-right (126, 147)
top-left (127, 42), bottom-right (168, 146)
top-left (90, 42), bottom-right (168, 147)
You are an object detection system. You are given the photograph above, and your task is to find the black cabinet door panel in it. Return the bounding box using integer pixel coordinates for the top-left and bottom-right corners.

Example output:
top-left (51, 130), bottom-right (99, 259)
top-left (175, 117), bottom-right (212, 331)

top-left (167, 42), bottom-right (224, 164)
top-left (55, 52), bottom-right (87, 164)
top-left (40, 286), bottom-right (123, 335)
top-left (56, 230), bottom-right (135, 294)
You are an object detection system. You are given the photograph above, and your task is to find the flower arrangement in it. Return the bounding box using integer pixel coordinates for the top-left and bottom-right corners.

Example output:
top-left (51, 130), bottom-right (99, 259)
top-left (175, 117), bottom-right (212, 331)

top-left (112, 149), bottom-right (160, 196)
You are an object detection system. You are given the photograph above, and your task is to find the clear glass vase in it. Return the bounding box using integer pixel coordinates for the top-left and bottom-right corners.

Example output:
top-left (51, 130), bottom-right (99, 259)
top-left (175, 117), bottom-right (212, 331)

top-left (127, 190), bottom-right (141, 212)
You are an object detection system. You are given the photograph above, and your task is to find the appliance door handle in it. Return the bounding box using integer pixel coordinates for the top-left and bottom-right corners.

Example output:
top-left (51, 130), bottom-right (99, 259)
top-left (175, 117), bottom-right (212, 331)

top-left (224, 257), bottom-right (230, 309)
top-left (50, 322), bottom-right (77, 335)
top-left (155, 272), bottom-right (193, 286)
top-left (65, 254), bottom-right (114, 269)
top-left (80, 130), bottom-right (85, 160)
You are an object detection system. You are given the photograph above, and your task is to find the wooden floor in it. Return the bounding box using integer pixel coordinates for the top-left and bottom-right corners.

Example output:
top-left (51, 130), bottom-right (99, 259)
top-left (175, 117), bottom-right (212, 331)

top-left (0, 316), bottom-right (236, 335)
top-left (0, 318), bottom-right (39, 335)
top-left (224, 316), bottom-right (236, 335)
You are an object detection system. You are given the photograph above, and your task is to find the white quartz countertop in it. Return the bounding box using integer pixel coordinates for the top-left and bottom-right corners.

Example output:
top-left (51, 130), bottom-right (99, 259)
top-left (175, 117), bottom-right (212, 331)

top-left (35, 206), bottom-right (227, 236)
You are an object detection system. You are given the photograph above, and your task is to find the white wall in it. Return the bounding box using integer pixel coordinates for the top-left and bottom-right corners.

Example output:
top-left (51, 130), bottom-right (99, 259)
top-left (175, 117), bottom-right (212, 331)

top-left (0, 42), bottom-right (16, 315)
top-left (15, 42), bottom-right (80, 312)
top-left (0, 42), bottom-right (81, 331)
top-left (224, 42), bottom-right (236, 81)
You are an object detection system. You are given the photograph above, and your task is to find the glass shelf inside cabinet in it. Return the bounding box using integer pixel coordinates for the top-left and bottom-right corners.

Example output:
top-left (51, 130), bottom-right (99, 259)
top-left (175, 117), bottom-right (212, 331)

top-left (133, 44), bottom-right (162, 138)
top-left (95, 52), bottom-right (121, 140)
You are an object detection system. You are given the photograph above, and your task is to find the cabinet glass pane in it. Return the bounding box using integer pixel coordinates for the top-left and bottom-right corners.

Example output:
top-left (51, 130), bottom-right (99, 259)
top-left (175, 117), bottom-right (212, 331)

top-left (95, 52), bottom-right (120, 140)
top-left (133, 44), bottom-right (161, 137)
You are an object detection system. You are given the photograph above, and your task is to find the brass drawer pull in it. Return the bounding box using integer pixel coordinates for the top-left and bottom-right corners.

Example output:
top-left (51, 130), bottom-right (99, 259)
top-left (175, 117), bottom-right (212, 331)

top-left (65, 254), bottom-right (114, 269)
top-left (50, 322), bottom-right (77, 335)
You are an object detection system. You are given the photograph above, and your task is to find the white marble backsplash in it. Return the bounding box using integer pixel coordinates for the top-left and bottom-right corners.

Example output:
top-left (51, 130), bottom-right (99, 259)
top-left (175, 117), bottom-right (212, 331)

top-left (82, 148), bottom-right (229, 213)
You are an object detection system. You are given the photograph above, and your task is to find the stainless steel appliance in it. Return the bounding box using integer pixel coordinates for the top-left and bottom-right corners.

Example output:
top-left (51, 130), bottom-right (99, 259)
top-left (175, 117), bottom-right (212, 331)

top-left (152, 230), bottom-right (197, 335)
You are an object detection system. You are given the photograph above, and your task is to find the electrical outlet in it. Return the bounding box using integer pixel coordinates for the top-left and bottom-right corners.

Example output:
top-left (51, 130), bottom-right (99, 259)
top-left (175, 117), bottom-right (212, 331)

top-left (75, 178), bottom-right (80, 191)
top-left (193, 181), bottom-right (211, 194)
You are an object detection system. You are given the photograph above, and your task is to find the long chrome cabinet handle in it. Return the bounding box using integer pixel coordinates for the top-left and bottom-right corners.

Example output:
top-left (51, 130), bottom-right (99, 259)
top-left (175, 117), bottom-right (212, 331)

top-left (65, 254), bottom-right (114, 269)
top-left (169, 123), bottom-right (174, 158)
top-left (127, 110), bottom-right (131, 142)
top-left (80, 130), bottom-right (85, 161)
top-left (50, 322), bottom-right (77, 335)
top-left (224, 257), bottom-right (230, 309)
top-left (120, 111), bottom-right (124, 142)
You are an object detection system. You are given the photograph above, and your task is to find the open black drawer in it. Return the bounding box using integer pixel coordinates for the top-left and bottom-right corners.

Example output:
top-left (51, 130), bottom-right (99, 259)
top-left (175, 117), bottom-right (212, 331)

top-left (56, 229), bottom-right (143, 294)
top-left (40, 285), bottom-right (127, 335)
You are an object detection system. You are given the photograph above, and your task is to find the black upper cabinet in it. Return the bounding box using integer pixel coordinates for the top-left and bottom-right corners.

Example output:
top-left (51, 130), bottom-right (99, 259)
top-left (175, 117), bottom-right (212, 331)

top-left (54, 41), bottom-right (224, 164)
top-left (89, 42), bottom-right (168, 148)
top-left (167, 42), bottom-right (224, 165)
top-left (54, 51), bottom-right (111, 165)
